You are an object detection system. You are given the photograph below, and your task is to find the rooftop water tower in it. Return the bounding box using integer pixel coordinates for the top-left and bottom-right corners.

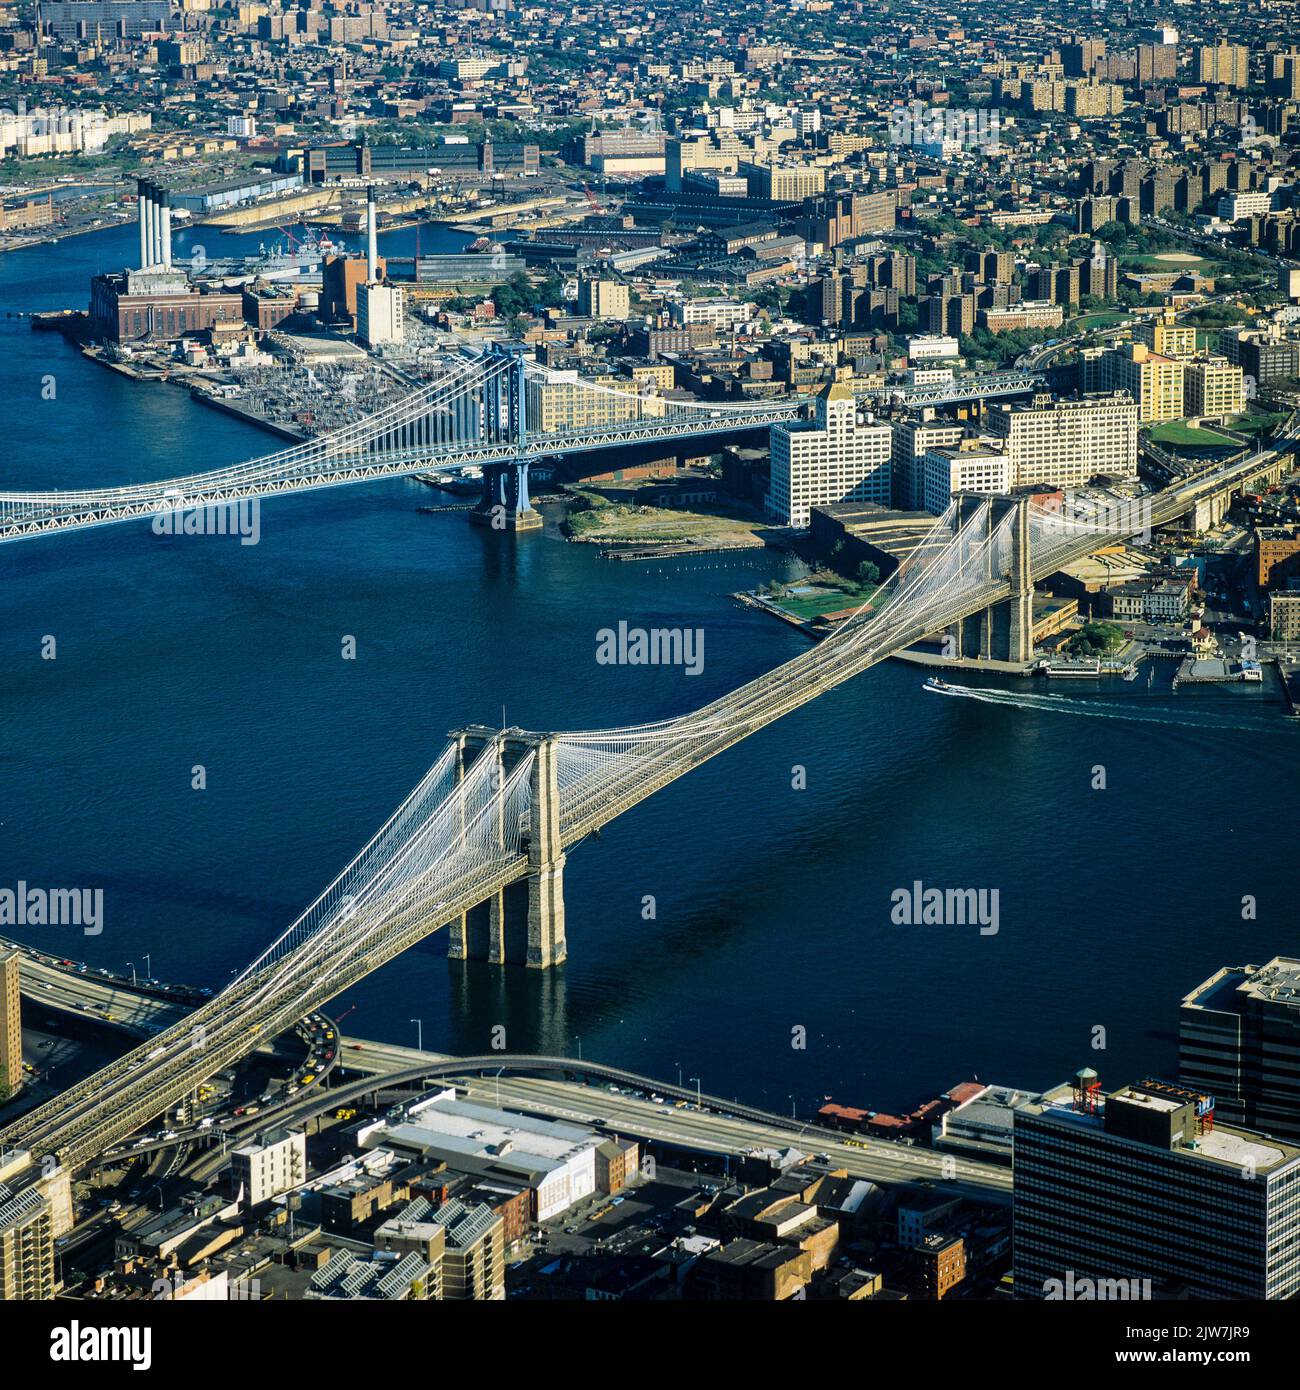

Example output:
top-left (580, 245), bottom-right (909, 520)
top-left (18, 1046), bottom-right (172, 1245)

top-left (1071, 1066), bottom-right (1102, 1114)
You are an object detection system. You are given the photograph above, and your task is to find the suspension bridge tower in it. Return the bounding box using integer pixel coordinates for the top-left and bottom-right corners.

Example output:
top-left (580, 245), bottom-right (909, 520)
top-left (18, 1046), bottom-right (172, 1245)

top-left (946, 492), bottom-right (1034, 664)
top-left (470, 343), bottom-right (545, 533)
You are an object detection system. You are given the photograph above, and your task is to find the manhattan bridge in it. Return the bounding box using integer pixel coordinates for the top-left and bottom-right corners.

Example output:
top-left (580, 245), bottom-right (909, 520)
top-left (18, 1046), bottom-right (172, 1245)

top-left (0, 348), bottom-right (1292, 1175)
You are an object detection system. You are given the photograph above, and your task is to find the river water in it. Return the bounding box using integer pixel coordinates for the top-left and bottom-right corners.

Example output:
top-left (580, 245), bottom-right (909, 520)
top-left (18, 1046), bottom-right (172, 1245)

top-left (1, 221), bottom-right (1294, 1116)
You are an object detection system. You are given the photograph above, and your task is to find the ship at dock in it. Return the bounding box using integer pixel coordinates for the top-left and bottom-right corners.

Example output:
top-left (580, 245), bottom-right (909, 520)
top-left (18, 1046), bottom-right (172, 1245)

top-left (200, 227), bottom-right (342, 282)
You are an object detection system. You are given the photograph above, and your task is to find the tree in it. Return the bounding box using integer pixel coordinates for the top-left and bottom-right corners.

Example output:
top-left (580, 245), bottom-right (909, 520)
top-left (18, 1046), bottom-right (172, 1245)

top-left (856, 560), bottom-right (881, 586)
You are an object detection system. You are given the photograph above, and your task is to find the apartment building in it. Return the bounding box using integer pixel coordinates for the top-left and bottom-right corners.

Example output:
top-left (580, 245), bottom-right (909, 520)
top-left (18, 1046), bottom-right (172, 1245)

top-left (1256, 527), bottom-right (1300, 588)
top-left (231, 1128), bottom-right (308, 1207)
top-left (891, 417), bottom-right (964, 512)
top-left (431, 1199), bottom-right (506, 1300)
top-left (576, 277), bottom-right (631, 321)
top-left (0, 1187), bottom-right (54, 1302)
top-left (0, 949), bottom-right (20, 1100)
top-left (1135, 312), bottom-right (1196, 360)
top-left (1197, 42), bottom-right (1250, 87)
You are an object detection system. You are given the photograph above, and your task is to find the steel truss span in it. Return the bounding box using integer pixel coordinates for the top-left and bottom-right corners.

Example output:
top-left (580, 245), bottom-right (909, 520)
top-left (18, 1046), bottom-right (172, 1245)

top-left (0, 350), bottom-right (801, 543)
top-left (0, 387), bottom-right (1293, 1168)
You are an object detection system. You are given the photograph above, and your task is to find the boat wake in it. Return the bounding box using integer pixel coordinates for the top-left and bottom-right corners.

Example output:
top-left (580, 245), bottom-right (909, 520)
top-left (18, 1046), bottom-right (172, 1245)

top-left (923, 680), bottom-right (1287, 734)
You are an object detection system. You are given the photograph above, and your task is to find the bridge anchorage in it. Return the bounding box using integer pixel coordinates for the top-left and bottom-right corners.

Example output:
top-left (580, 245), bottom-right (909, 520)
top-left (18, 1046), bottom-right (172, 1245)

top-left (444, 724), bottom-right (566, 968)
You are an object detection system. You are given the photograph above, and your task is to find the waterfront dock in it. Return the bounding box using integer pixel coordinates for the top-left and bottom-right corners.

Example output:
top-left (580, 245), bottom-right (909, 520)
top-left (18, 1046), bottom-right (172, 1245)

top-left (1173, 657), bottom-right (1264, 688)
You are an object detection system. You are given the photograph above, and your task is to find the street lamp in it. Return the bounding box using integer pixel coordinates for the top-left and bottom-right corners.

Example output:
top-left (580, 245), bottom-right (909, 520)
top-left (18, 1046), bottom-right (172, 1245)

top-left (676, 1062), bottom-right (683, 1087)
top-left (410, 1018), bottom-right (423, 1052)
top-left (126, 962), bottom-right (136, 985)
top-left (493, 1066), bottom-right (504, 1108)
top-left (574, 1035), bottom-right (582, 1062)
top-left (141, 953), bottom-right (152, 978)
top-left (690, 1076), bottom-right (702, 1107)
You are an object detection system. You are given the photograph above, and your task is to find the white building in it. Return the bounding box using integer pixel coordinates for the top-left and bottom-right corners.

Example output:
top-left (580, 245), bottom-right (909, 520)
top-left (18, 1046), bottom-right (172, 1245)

top-left (767, 379), bottom-right (893, 527)
top-left (907, 334), bottom-right (961, 362)
top-left (231, 1128), bottom-right (307, 1207)
top-left (668, 298), bottom-right (754, 329)
top-left (360, 1092), bottom-right (600, 1224)
top-left (1217, 191), bottom-right (1273, 222)
top-left (906, 366), bottom-right (955, 387)
top-left (985, 392), bottom-right (1139, 489)
top-left (0, 107), bottom-right (149, 159)
top-left (357, 282), bottom-right (405, 347)
top-left (921, 439), bottom-right (1012, 515)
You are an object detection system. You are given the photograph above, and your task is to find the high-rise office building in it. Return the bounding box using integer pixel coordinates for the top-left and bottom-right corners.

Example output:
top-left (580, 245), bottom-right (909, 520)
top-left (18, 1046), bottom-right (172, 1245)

top-left (986, 393), bottom-right (1138, 488)
top-left (1181, 957), bottom-right (1300, 1142)
top-left (1014, 1072), bottom-right (1300, 1300)
top-left (767, 379), bottom-right (892, 527)
top-left (0, 948), bottom-right (20, 1100)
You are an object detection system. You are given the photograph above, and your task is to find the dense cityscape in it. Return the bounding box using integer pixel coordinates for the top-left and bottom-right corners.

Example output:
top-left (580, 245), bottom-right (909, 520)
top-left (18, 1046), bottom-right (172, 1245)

top-left (0, 0), bottom-right (1298, 1352)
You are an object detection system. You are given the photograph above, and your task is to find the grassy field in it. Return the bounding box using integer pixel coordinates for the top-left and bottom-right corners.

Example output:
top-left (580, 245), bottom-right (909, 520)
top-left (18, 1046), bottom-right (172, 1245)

top-left (1070, 311), bottom-right (1130, 330)
top-left (1226, 412), bottom-right (1287, 438)
top-left (567, 502), bottom-right (760, 546)
top-left (1148, 420), bottom-right (1237, 449)
top-left (1120, 253), bottom-right (1216, 272)
top-left (764, 580), bottom-right (880, 620)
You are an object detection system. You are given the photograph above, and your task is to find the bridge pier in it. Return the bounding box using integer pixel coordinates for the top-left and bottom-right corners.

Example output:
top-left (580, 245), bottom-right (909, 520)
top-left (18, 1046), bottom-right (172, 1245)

top-left (470, 460), bottom-right (544, 533)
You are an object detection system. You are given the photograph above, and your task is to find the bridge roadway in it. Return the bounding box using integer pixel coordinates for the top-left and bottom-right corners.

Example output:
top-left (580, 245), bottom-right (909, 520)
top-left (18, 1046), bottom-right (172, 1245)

top-left (162, 1047), bottom-right (1011, 1201)
top-left (2, 422), bottom-right (1295, 1175)
top-left (0, 354), bottom-right (1044, 544)
top-left (0, 360), bottom-right (802, 543)
top-left (2, 943), bottom-right (189, 1039)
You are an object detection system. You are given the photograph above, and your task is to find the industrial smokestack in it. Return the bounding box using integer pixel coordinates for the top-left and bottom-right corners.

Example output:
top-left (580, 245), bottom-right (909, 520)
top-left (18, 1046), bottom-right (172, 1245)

top-left (137, 178), bottom-right (149, 270)
top-left (366, 185), bottom-right (377, 283)
top-left (159, 187), bottom-right (172, 270)
top-left (142, 181), bottom-right (156, 268)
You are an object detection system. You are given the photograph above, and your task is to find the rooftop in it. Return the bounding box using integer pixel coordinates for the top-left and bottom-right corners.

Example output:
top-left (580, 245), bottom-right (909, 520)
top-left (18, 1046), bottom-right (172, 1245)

top-left (1026, 1079), bottom-right (1300, 1175)
top-left (1183, 956), bottom-right (1300, 1015)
